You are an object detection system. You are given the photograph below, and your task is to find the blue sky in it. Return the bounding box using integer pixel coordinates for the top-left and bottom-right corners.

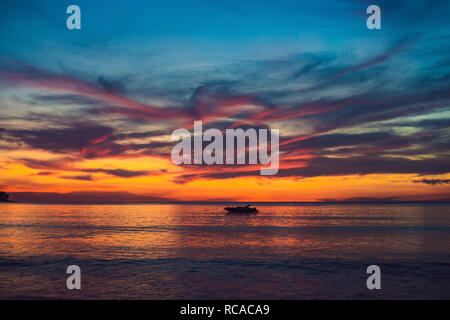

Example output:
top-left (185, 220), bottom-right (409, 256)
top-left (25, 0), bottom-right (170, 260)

top-left (0, 1), bottom-right (435, 68)
top-left (2, 1), bottom-right (448, 88)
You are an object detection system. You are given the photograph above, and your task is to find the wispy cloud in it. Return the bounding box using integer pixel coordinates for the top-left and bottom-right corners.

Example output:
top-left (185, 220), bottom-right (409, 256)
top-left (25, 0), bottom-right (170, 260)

top-left (414, 179), bottom-right (450, 185)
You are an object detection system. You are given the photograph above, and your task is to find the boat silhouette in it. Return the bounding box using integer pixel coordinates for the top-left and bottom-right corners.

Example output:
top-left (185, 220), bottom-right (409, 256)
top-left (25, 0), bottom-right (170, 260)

top-left (224, 204), bottom-right (258, 214)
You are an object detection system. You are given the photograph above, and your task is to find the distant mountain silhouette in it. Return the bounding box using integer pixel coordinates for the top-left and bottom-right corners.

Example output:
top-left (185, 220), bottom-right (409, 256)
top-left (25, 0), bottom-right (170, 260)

top-left (0, 192), bottom-right (10, 202)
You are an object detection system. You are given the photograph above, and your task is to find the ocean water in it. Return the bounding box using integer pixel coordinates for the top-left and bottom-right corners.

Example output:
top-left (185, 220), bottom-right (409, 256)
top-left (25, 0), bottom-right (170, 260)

top-left (0, 203), bottom-right (449, 299)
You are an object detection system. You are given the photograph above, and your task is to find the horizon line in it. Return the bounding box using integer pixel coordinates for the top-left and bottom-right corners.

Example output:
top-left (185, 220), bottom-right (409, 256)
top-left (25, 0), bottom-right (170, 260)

top-left (2, 200), bottom-right (450, 205)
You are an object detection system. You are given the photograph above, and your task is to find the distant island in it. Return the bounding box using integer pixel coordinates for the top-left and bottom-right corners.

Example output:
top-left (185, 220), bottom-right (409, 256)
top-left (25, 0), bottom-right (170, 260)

top-left (0, 192), bottom-right (11, 202)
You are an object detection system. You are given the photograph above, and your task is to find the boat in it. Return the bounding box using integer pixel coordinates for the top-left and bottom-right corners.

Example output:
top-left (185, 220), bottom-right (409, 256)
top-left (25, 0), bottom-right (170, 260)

top-left (224, 204), bottom-right (258, 214)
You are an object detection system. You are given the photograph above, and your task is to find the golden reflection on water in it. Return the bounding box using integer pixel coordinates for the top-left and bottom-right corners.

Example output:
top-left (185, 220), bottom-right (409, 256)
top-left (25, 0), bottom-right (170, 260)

top-left (0, 203), bottom-right (449, 261)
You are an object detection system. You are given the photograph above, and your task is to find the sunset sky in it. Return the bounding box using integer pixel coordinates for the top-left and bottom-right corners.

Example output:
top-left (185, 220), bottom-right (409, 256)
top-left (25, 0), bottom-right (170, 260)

top-left (0, 0), bottom-right (449, 202)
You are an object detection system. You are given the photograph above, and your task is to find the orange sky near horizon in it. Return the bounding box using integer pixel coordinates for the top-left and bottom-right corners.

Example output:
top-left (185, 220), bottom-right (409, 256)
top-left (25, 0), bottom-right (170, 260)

top-left (1, 148), bottom-right (449, 202)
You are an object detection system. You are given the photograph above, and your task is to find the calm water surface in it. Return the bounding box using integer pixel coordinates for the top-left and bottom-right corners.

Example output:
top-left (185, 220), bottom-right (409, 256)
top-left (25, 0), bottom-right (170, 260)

top-left (0, 203), bottom-right (449, 299)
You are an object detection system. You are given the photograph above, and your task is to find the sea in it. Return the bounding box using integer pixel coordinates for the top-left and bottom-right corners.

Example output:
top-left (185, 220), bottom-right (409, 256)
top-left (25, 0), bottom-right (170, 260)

top-left (0, 203), bottom-right (449, 299)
